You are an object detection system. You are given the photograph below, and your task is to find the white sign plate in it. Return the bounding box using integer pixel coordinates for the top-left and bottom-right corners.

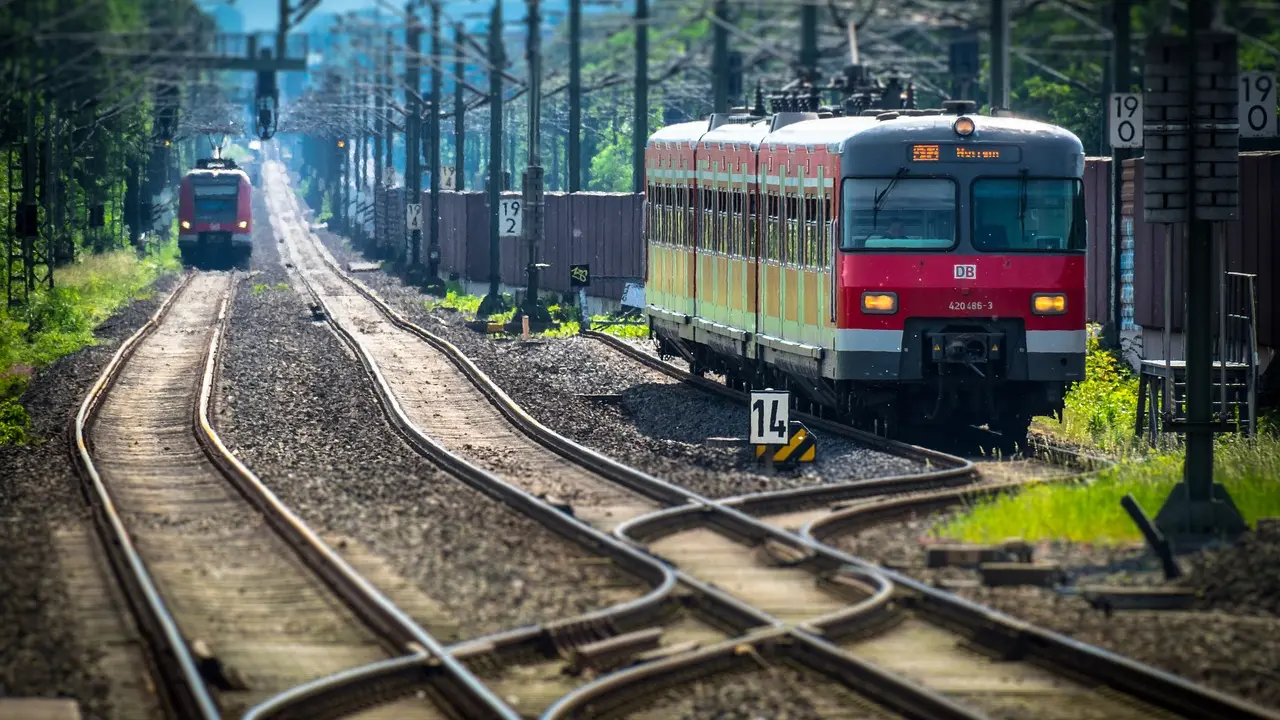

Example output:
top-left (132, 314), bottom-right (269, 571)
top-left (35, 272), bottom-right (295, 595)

top-left (749, 391), bottom-right (790, 445)
top-left (1109, 93), bottom-right (1143, 148)
top-left (441, 166), bottom-right (457, 190)
top-left (621, 282), bottom-right (645, 309)
top-left (953, 264), bottom-right (977, 280)
top-left (498, 198), bottom-right (522, 237)
top-left (1240, 72), bottom-right (1277, 138)
top-left (406, 203), bottom-right (423, 231)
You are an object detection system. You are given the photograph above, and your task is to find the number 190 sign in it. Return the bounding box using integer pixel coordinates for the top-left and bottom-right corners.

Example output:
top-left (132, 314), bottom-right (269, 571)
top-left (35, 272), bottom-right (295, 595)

top-left (750, 390), bottom-right (790, 445)
top-left (1109, 93), bottom-right (1143, 149)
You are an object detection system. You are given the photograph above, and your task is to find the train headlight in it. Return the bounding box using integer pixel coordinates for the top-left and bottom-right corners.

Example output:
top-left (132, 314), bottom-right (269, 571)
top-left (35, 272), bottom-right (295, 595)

top-left (180, 220), bottom-right (191, 230)
top-left (861, 292), bottom-right (898, 314)
top-left (1032, 293), bottom-right (1067, 314)
top-left (238, 220), bottom-right (248, 229)
top-left (953, 116), bottom-right (976, 136)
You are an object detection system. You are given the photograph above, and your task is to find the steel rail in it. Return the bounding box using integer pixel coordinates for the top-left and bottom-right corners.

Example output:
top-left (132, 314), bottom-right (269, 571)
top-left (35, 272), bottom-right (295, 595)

top-left (197, 280), bottom-right (519, 720)
top-left (264, 181), bottom-right (981, 720)
top-left (243, 654), bottom-right (433, 720)
top-left (67, 271), bottom-right (220, 720)
top-left (584, 332), bottom-right (1280, 720)
top-left (273, 162), bottom-right (1274, 719)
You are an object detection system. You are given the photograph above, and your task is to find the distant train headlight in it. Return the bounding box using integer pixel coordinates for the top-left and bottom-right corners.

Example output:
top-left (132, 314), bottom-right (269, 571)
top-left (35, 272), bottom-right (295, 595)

top-left (861, 292), bottom-right (898, 314)
top-left (238, 220), bottom-right (248, 229)
top-left (1032, 293), bottom-right (1067, 314)
top-left (180, 220), bottom-right (191, 230)
top-left (954, 116), bottom-right (976, 136)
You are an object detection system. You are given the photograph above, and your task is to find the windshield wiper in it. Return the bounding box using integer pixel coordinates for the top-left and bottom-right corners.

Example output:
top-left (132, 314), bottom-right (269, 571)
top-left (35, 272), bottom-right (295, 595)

top-left (866, 167), bottom-right (909, 240)
top-left (1017, 169), bottom-right (1029, 243)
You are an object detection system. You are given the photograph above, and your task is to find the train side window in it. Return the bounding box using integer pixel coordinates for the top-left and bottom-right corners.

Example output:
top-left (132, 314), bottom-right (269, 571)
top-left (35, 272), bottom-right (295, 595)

top-left (656, 185), bottom-right (663, 246)
top-left (652, 185), bottom-right (660, 245)
top-left (674, 186), bottom-right (681, 247)
top-left (729, 191), bottom-right (741, 257)
top-left (653, 185), bottom-right (661, 245)
top-left (705, 188), bottom-right (715, 252)
top-left (712, 190), bottom-right (721, 254)
top-left (801, 197), bottom-right (814, 268)
top-left (721, 190), bottom-right (731, 255)
top-left (785, 194), bottom-right (798, 266)
top-left (765, 191), bottom-right (778, 261)
top-left (673, 186), bottom-right (682, 247)
top-left (748, 192), bottom-right (759, 258)
top-left (820, 197), bottom-right (830, 267)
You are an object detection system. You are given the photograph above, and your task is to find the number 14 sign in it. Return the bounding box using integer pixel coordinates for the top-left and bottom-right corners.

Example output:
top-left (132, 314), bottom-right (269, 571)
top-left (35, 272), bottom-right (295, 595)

top-left (750, 390), bottom-right (790, 445)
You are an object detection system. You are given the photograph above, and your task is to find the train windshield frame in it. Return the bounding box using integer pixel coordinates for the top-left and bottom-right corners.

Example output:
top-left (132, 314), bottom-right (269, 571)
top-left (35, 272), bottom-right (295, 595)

top-left (971, 176), bottom-right (1086, 253)
top-left (841, 177), bottom-right (958, 252)
top-left (190, 174), bottom-right (242, 222)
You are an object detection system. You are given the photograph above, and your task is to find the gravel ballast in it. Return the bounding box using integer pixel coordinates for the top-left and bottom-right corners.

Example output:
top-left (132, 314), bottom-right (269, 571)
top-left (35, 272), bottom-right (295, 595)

top-left (312, 230), bottom-right (924, 499)
top-left (628, 665), bottom-right (896, 720)
top-left (215, 195), bottom-right (641, 640)
top-left (0, 273), bottom-right (179, 720)
top-left (837, 509), bottom-right (1280, 710)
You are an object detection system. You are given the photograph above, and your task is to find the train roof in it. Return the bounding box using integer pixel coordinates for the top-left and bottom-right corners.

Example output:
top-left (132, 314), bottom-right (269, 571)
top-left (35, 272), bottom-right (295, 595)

top-left (649, 112), bottom-right (1082, 154)
top-left (836, 114), bottom-right (1083, 153)
top-left (648, 120), bottom-right (709, 148)
top-left (183, 166), bottom-right (250, 182)
top-left (698, 118), bottom-right (772, 149)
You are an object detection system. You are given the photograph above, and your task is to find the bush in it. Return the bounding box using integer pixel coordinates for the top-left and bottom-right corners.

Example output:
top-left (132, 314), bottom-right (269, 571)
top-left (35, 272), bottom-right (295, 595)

top-left (1038, 329), bottom-right (1140, 451)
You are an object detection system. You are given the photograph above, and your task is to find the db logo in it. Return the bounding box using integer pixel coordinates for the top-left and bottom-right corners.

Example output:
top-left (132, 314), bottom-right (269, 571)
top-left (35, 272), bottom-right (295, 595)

top-left (953, 264), bottom-right (977, 280)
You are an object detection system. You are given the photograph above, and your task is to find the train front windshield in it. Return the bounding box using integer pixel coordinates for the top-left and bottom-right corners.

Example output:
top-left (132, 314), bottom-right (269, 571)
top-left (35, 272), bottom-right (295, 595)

top-left (192, 179), bottom-right (240, 222)
top-left (841, 178), bottom-right (956, 251)
top-left (841, 175), bottom-right (1085, 253)
top-left (971, 178), bottom-right (1085, 252)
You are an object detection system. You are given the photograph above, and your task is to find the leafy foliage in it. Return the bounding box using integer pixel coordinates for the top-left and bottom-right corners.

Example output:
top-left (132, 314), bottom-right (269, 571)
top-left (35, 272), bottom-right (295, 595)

top-left (0, 235), bottom-right (182, 445)
top-left (1037, 329), bottom-right (1141, 452)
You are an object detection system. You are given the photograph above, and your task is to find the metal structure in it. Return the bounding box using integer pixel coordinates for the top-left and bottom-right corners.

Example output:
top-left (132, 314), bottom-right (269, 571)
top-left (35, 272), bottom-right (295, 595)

top-left (477, 0), bottom-right (508, 319)
top-left (513, 0), bottom-right (553, 328)
top-left (1142, 1), bottom-right (1248, 543)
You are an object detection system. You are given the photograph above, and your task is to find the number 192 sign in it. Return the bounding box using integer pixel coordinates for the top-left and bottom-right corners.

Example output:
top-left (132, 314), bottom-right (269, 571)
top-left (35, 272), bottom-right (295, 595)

top-left (750, 390), bottom-right (790, 445)
top-left (498, 198), bottom-right (522, 237)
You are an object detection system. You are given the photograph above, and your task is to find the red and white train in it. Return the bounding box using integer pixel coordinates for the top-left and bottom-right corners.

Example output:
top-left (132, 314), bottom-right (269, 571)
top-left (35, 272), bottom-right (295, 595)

top-left (643, 101), bottom-right (1087, 448)
top-left (178, 156), bottom-right (253, 264)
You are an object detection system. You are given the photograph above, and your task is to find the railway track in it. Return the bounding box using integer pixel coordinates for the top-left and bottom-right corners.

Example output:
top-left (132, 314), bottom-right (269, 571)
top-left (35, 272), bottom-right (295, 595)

top-left (69, 270), bottom-right (516, 720)
top-left (577, 334), bottom-right (1277, 720)
top-left (261, 158), bottom-right (1277, 720)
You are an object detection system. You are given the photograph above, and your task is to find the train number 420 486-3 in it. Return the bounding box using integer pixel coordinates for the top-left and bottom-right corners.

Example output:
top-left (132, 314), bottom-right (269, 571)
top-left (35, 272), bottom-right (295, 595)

top-left (949, 300), bottom-right (993, 311)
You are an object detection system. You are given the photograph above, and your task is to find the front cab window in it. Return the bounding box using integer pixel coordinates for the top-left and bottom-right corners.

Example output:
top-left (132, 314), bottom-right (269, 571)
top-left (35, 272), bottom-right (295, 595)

top-left (842, 177), bottom-right (957, 251)
top-left (972, 178), bottom-right (1085, 252)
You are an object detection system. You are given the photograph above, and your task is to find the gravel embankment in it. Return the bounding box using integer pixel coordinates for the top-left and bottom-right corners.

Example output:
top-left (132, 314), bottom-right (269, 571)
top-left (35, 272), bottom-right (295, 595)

top-left (839, 510), bottom-right (1280, 709)
top-left (215, 195), bottom-right (641, 640)
top-left (0, 273), bottom-right (179, 720)
top-left (312, 230), bottom-right (924, 499)
top-left (628, 665), bottom-right (895, 720)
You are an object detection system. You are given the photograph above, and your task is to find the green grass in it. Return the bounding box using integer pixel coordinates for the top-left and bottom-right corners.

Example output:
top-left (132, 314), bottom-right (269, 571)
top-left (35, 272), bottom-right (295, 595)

top-left (316, 190), bottom-right (334, 224)
top-left (0, 236), bottom-right (182, 445)
top-left (938, 433), bottom-right (1280, 544)
top-left (942, 324), bottom-right (1280, 543)
top-left (424, 289), bottom-right (649, 340)
top-left (252, 282), bottom-right (291, 295)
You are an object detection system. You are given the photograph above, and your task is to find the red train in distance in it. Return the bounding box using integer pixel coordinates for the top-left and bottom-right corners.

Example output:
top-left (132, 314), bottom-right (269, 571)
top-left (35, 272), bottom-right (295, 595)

top-left (177, 156), bottom-right (253, 265)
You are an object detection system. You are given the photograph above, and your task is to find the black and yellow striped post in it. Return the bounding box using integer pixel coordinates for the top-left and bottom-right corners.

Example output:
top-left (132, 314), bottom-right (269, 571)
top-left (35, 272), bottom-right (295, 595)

top-left (755, 421), bottom-right (817, 468)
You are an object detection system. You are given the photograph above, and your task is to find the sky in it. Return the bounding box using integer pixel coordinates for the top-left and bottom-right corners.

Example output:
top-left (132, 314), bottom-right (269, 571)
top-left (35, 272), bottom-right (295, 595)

top-left (206, 1), bottom-right (568, 32)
